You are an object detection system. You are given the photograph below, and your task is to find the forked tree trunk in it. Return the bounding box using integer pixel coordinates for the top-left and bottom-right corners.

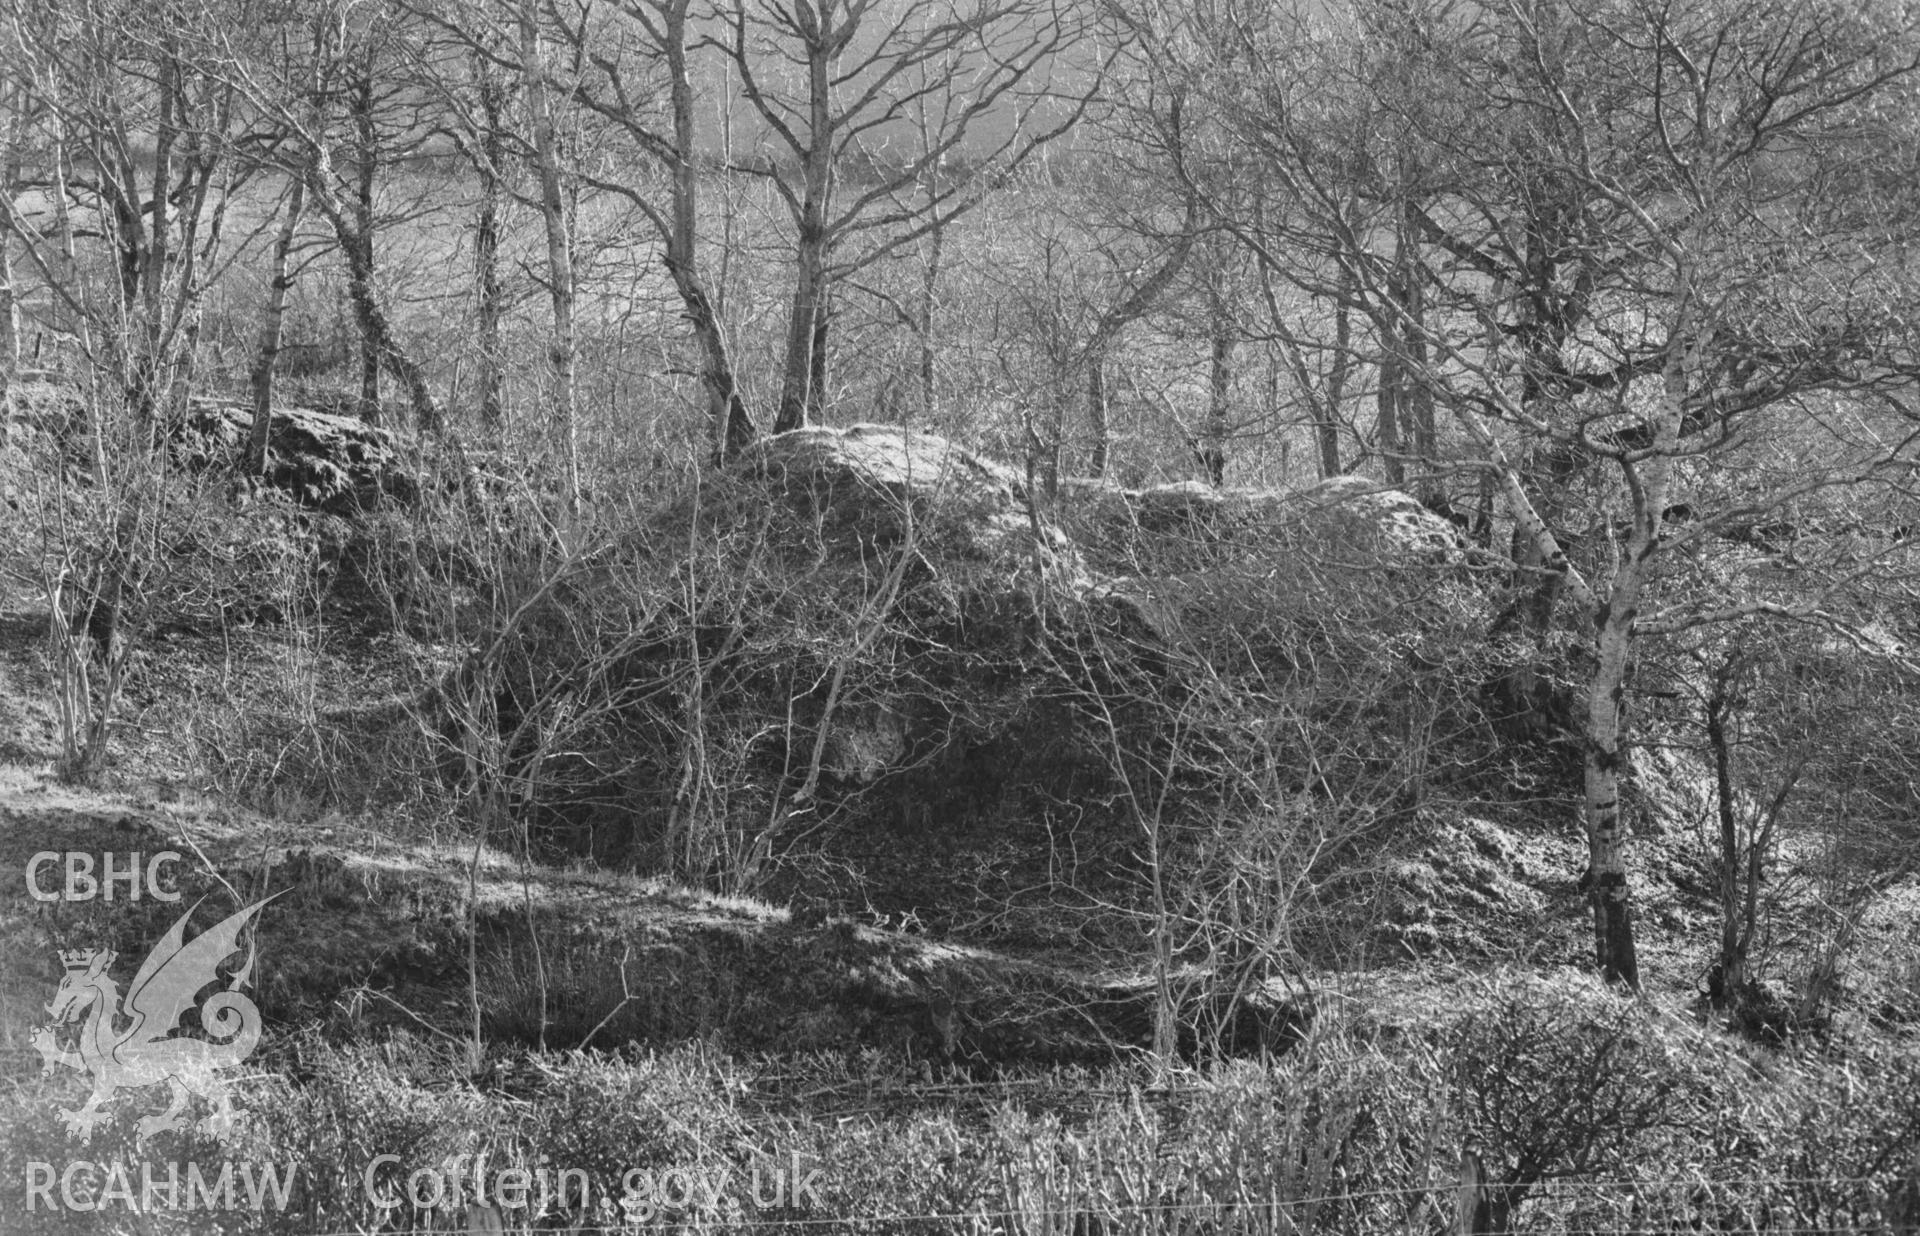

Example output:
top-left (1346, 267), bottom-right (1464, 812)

top-left (519, 2), bottom-right (580, 514)
top-left (248, 175), bottom-right (306, 475)
top-left (308, 170), bottom-right (441, 432)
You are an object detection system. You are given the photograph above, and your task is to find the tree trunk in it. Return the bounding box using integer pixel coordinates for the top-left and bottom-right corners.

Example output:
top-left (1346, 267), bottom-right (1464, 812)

top-left (1087, 355), bottom-right (1110, 479)
top-left (663, 0), bottom-right (753, 461)
top-left (1200, 285), bottom-right (1233, 486)
top-left (474, 53), bottom-right (507, 431)
top-left (672, 257), bottom-right (755, 461)
top-left (773, 14), bottom-right (838, 435)
top-left (307, 165), bottom-right (442, 432)
top-left (0, 79), bottom-right (21, 384)
top-left (1318, 302), bottom-right (1351, 477)
top-left (1376, 335), bottom-right (1404, 486)
top-left (345, 230), bottom-right (380, 421)
top-left (808, 289), bottom-right (828, 423)
top-left (917, 202), bottom-right (944, 416)
top-left (1584, 625), bottom-right (1642, 990)
top-left (519, 3), bottom-right (580, 514)
top-left (1499, 191), bottom-right (1591, 635)
top-left (775, 228), bottom-right (829, 433)
top-left (248, 175), bottom-right (306, 476)
top-left (141, 49), bottom-right (177, 410)
top-left (349, 66), bottom-right (381, 424)
top-left (0, 231), bottom-right (13, 384)
top-left (1397, 200), bottom-right (1436, 499)
top-left (1700, 661), bottom-right (1742, 1008)
top-left (1582, 291), bottom-right (1694, 990)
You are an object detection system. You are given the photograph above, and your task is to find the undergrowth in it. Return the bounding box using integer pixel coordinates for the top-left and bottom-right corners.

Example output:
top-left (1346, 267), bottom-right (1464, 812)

top-left (3, 975), bottom-right (1915, 1234)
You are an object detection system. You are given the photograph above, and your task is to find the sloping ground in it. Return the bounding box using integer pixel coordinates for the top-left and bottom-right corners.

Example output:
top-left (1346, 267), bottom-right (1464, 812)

top-left (0, 763), bottom-right (1307, 1086)
top-left (4, 749), bottom-right (1910, 1099)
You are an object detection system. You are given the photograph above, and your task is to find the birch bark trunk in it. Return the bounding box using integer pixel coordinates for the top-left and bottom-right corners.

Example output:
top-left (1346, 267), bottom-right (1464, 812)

top-left (1580, 271), bottom-right (1692, 988)
top-left (348, 67), bottom-right (381, 423)
top-left (248, 176), bottom-right (306, 475)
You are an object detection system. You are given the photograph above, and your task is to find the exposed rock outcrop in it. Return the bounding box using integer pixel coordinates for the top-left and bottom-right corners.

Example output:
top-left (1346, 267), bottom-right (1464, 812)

top-left (729, 424), bottom-right (1086, 593)
top-left (176, 399), bottom-right (399, 513)
top-left (441, 424), bottom-right (1500, 958)
top-left (1064, 473), bottom-right (1468, 575)
top-left (3, 380), bottom-right (403, 515)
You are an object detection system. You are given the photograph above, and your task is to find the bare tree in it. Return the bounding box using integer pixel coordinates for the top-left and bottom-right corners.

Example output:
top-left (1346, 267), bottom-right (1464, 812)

top-left (495, 0), bottom-right (756, 460)
top-left (394, 11), bottom-right (517, 431)
top-left (1081, 186), bottom-right (1198, 480)
top-left (1154, 0), bottom-right (1920, 987)
top-left (716, 0), bottom-right (1099, 433)
top-left (468, 44), bottom-right (510, 430)
top-left (216, 1), bottom-right (447, 431)
top-left (1, 0), bottom-right (248, 423)
top-left (516, 0), bottom-right (580, 511)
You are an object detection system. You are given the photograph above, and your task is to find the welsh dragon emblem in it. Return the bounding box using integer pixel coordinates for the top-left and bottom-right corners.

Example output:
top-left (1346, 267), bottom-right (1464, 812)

top-left (33, 895), bottom-right (277, 1144)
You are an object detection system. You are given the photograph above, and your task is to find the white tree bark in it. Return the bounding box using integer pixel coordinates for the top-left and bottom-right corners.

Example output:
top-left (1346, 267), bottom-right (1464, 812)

top-left (247, 175), bottom-right (306, 475)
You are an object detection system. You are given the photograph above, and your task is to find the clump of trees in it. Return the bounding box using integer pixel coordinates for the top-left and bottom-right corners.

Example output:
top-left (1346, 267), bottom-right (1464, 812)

top-left (1130, 0), bottom-right (1920, 987)
top-left (4, 0), bottom-right (1918, 1015)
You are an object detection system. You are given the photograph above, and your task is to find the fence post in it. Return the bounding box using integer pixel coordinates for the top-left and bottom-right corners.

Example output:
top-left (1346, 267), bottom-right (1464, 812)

top-left (1456, 1149), bottom-right (1495, 1235)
